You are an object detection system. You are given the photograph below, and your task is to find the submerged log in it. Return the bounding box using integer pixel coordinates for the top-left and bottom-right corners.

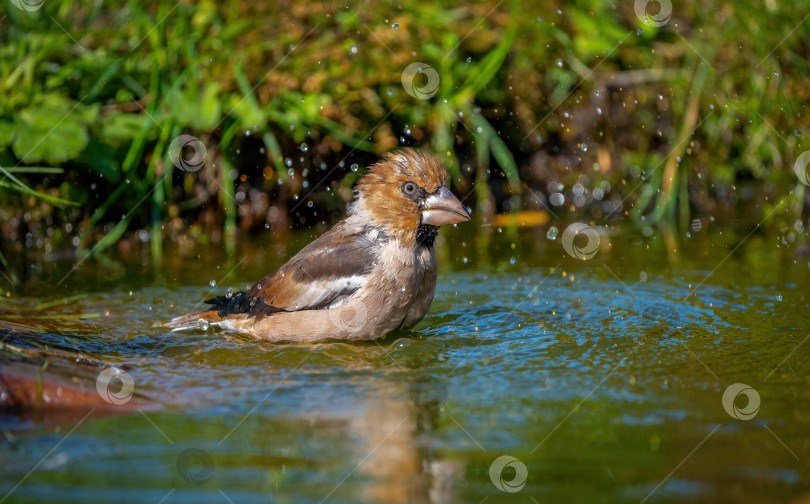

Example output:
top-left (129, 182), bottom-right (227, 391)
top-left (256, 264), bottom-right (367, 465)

top-left (0, 329), bottom-right (156, 428)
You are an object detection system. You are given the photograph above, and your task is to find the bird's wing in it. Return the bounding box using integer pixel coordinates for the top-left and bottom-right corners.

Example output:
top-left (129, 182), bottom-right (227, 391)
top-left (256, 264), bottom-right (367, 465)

top-left (205, 222), bottom-right (379, 320)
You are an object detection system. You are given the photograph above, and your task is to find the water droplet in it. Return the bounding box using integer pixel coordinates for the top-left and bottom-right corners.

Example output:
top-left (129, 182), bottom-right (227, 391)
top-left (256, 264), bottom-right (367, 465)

top-left (400, 286), bottom-right (406, 292)
top-left (197, 319), bottom-right (210, 331)
top-left (775, 292), bottom-right (783, 301)
top-left (209, 280), bottom-right (216, 287)
top-left (466, 57), bottom-right (472, 63)
top-left (299, 143), bottom-right (308, 152)
top-left (580, 143), bottom-right (588, 152)
top-left (226, 288), bottom-right (233, 299)
top-left (307, 201), bottom-right (314, 207)
top-left (509, 256), bottom-right (516, 265)
top-left (392, 22), bottom-right (399, 29)
top-left (285, 157), bottom-right (293, 167)
top-left (350, 163), bottom-right (359, 172)
top-left (546, 226), bottom-right (559, 240)
top-left (549, 193), bottom-right (565, 206)
top-left (556, 59), bottom-right (563, 68)
top-left (404, 126), bottom-right (411, 136)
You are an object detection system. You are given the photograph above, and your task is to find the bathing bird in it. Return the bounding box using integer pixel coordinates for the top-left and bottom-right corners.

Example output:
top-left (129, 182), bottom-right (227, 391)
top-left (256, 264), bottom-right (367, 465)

top-left (166, 148), bottom-right (470, 341)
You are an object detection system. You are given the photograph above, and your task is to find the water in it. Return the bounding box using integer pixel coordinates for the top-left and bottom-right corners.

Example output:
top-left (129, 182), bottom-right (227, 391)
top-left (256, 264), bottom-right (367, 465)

top-left (1, 223), bottom-right (809, 503)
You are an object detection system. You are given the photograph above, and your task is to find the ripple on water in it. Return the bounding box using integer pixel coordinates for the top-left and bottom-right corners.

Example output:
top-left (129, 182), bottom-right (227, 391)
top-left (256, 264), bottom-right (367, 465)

top-left (3, 246), bottom-right (810, 503)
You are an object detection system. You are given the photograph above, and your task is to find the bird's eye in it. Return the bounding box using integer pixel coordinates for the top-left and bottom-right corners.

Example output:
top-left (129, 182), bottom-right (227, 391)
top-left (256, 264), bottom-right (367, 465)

top-left (402, 182), bottom-right (417, 195)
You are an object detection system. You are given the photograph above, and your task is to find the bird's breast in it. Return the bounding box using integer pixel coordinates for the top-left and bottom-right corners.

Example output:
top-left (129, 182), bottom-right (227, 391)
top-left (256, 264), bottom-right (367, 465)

top-left (355, 241), bottom-right (436, 333)
top-left (376, 241), bottom-right (434, 288)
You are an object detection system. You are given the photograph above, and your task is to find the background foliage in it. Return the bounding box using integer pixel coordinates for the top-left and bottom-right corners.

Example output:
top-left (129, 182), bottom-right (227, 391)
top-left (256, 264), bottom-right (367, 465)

top-left (1, 0), bottom-right (808, 264)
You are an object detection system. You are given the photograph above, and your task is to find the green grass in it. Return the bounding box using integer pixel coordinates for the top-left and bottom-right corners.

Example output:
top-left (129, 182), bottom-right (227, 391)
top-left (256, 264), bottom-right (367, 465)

top-left (0, 0), bottom-right (808, 260)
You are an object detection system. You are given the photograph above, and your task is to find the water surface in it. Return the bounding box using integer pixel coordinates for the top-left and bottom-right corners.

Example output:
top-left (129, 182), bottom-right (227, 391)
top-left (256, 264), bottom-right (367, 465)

top-left (2, 222), bottom-right (809, 503)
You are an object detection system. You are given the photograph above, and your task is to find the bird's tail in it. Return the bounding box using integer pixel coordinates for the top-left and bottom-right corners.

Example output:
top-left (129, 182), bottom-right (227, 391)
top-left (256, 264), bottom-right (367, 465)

top-left (164, 310), bottom-right (224, 332)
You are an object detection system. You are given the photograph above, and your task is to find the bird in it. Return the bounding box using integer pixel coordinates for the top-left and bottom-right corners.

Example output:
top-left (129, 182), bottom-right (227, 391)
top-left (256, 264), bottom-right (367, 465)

top-left (166, 148), bottom-right (470, 342)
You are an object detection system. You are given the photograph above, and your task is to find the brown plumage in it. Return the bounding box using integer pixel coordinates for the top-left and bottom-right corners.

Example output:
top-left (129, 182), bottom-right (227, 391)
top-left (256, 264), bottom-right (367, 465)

top-left (166, 148), bottom-right (470, 342)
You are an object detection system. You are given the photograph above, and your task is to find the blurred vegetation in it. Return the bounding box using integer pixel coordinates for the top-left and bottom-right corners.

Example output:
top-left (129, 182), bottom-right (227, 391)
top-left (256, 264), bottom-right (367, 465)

top-left (1, 0), bottom-right (809, 271)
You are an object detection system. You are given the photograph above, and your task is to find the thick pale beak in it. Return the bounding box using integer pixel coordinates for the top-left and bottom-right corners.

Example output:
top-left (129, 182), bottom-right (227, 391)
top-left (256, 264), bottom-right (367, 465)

top-left (421, 186), bottom-right (471, 226)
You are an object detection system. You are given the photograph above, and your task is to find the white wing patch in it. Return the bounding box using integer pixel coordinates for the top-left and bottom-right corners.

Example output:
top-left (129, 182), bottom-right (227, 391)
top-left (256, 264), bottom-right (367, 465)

top-left (285, 274), bottom-right (367, 310)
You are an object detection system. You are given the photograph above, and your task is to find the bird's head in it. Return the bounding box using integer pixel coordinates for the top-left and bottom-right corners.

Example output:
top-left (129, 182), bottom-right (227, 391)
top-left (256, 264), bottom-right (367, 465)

top-left (351, 149), bottom-right (470, 247)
